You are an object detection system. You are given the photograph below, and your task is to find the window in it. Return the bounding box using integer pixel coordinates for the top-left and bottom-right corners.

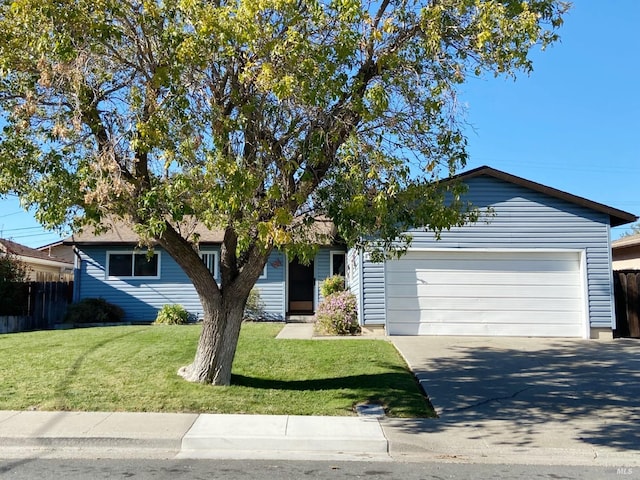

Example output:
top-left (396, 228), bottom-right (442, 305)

top-left (200, 251), bottom-right (264, 280)
top-left (107, 252), bottom-right (160, 278)
top-left (330, 251), bottom-right (346, 277)
top-left (200, 251), bottom-right (219, 279)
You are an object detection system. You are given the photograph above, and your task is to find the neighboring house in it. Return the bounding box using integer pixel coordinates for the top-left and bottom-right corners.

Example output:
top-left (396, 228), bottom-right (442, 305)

top-left (37, 240), bottom-right (76, 265)
top-left (612, 233), bottom-right (640, 270)
top-left (64, 220), bottom-right (346, 322)
top-left (0, 238), bottom-right (74, 282)
top-left (348, 166), bottom-right (636, 340)
top-left (64, 166), bottom-right (636, 339)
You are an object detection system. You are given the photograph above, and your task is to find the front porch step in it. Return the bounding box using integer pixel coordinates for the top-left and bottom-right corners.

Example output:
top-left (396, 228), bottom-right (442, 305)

top-left (286, 314), bottom-right (315, 323)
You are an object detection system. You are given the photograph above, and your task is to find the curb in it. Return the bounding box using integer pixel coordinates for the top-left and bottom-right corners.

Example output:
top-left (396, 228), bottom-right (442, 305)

top-left (179, 414), bottom-right (389, 460)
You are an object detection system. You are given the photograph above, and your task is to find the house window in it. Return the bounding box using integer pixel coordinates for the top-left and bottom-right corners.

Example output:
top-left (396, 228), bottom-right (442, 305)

top-left (259, 264), bottom-right (267, 280)
top-left (200, 251), bottom-right (219, 279)
top-left (330, 251), bottom-right (346, 277)
top-left (107, 252), bottom-right (160, 279)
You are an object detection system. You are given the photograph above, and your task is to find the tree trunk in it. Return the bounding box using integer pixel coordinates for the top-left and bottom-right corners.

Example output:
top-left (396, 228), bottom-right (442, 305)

top-left (178, 291), bottom-right (247, 385)
top-left (158, 222), bottom-right (269, 386)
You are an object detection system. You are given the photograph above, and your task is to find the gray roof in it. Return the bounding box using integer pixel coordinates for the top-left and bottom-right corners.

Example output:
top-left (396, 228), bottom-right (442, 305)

top-left (64, 217), bottom-right (339, 246)
top-left (64, 219), bottom-right (225, 245)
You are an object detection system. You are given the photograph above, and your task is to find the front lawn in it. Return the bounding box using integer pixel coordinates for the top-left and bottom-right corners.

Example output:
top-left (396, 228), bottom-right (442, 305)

top-left (0, 323), bottom-right (432, 417)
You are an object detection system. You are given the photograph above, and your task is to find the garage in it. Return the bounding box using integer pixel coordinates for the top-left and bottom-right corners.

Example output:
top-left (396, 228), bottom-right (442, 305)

top-left (385, 250), bottom-right (587, 337)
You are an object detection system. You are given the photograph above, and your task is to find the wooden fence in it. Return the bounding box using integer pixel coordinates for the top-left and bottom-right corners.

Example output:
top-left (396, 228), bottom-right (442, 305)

top-left (0, 282), bottom-right (73, 334)
top-left (613, 270), bottom-right (640, 338)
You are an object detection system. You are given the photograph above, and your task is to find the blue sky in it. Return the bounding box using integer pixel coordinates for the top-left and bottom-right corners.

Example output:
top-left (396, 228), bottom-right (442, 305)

top-left (1, 1), bottom-right (639, 248)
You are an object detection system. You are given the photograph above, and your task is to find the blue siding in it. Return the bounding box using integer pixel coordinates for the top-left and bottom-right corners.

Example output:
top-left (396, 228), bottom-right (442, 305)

top-left (254, 250), bottom-right (286, 320)
top-left (362, 255), bottom-right (386, 325)
top-left (76, 246), bottom-right (288, 321)
top-left (360, 175), bottom-right (615, 330)
top-left (78, 246), bottom-right (203, 321)
top-left (75, 246), bottom-right (348, 322)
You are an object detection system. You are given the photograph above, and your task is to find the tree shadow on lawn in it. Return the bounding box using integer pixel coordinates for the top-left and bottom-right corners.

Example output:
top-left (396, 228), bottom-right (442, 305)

top-left (53, 328), bottom-right (145, 409)
top-left (231, 368), bottom-right (433, 417)
top-left (387, 338), bottom-right (640, 451)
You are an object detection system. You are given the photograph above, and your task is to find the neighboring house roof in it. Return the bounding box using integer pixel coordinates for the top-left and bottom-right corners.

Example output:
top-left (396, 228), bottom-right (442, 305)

top-left (612, 232), bottom-right (640, 250)
top-left (0, 238), bottom-right (73, 268)
top-left (451, 166), bottom-right (637, 227)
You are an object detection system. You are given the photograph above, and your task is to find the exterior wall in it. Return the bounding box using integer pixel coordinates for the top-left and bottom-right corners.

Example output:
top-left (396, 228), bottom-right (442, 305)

top-left (76, 245), bottom-right (208, 321)
top-left (23, 262), bottom-right (68, 282)
top-left (612, 245), bottom-right (640, 270)
top-left (74, 246), bottom-right (344, 322)
top-left (75, 246), bottom-right (288, 321)
top-left (360, 175), bottom-right (615, 330)
top-left (361, 253), bottom-right (386, 325)
top-left (258, 250), bottom-right (286, 320)
top-left (314, 247), bottom-right (348, 305)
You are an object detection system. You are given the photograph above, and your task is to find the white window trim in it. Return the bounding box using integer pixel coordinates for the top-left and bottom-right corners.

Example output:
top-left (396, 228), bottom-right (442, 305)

top-left (258, 264), bottom-right (267, 280)
top-left (199, 250), bottom-right (220, 280)
top-left (329, 250), bottom-right (346, 277)
top-left (106, 250), bottom-right (161, 280)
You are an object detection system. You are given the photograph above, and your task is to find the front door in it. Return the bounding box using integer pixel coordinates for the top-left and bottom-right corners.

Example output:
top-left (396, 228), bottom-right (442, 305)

top-left (288, 258), bottom-right (315, 314)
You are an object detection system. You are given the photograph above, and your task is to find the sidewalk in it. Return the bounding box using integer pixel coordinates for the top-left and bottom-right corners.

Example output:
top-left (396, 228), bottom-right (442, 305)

top-left (0, 410), bottom-right (388, 461)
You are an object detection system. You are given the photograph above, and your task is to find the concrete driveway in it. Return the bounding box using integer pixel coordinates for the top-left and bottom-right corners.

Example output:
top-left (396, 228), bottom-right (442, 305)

top-left (384, 336), bottom-right (640, 464)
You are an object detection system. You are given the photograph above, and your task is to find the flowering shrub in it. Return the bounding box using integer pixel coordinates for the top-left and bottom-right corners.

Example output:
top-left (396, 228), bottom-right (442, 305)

top-left (320, 275), bottom-right (345, 297)
top-left (314, 290), bottom-right (360, 336)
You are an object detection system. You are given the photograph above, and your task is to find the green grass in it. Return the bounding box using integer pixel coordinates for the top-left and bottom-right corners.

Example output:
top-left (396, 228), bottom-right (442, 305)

top-left (0, 323), bottom-right (433, 417)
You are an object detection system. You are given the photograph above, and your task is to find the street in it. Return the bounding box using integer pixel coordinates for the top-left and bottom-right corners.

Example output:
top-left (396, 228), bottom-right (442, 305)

top-left (0, 459), bottom-right (636, 480)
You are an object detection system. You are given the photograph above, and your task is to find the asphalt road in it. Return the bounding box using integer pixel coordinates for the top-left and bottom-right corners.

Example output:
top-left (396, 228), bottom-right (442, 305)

top-left (0, 459), bottom-right (636, 480)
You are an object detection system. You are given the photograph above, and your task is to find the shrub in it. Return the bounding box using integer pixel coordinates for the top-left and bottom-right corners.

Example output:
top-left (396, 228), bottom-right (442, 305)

top-left (320, 275), bottom-right (345, 297)
top-left (0, 254), bottom-right (29, 315)
top-left (63, 298), bottom-right (125, 324)
top-left (314, 290), bottom-right (361, 336)
top-left (155, 304), bottom-right (189, 325)
top-left (244, 288), bottom-right (265, 321)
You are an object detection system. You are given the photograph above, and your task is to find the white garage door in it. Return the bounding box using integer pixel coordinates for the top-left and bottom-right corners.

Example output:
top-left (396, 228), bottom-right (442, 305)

top-left (385, 250), bottom-right (586, 337)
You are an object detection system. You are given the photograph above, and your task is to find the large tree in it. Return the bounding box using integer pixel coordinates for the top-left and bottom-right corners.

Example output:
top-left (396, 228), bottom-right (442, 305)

top-left (0, 0), bottom-right (568, 385)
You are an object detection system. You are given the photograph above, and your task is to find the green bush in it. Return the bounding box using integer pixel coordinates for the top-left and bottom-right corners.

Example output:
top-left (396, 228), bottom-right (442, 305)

top-left (0, 254), bottom-right (29, 315)
top-left (320, 275), bottom-right (345, 297)
top-left (154, 304), bottom-right (189, 325)
top-left (244, 288), bottom-right (265, 321)
top-left (63, 298), bottom-right (125, 324)
top-left (314, 290), bottom-right (361, 336)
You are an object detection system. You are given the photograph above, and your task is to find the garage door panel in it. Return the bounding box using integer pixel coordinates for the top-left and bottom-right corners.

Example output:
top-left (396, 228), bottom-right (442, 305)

top-left (386, 257), bottom-right (578, 274)
top-left (387, 296), bottom-right (582, 312)
top-left (387, 321), bottom-right (582, 337)
top-left (387, 308), bottom-right (582, 325)
top-left (388, 271), bottom-right (581, 286)
top-left (385, 250), bottom-right (585, 338)
top-left (386, 284), bottom-right (582, 300)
